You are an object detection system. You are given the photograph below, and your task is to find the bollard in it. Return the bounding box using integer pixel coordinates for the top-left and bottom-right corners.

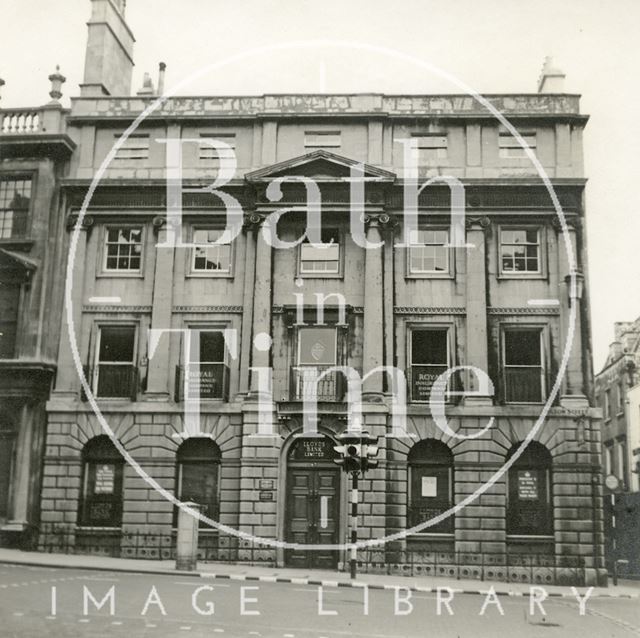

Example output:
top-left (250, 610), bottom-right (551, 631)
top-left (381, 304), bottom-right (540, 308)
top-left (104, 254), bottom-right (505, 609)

top-left (176, 501), bottom-right (200, 571)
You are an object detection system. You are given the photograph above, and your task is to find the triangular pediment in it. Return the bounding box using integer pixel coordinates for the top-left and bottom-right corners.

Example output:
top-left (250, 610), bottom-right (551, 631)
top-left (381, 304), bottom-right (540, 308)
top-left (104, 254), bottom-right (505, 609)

top-left (245, 149), bottom-right (396, 183)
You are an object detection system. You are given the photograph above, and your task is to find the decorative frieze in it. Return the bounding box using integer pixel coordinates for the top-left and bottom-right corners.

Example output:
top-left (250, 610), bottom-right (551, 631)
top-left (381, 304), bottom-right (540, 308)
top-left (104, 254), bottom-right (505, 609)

top-left (488, 306), bottom-right (560, 316)
top-left (394, 307), bottom-right (466, 315)
top-left (173, 305), bottom-right (244, 313)
top-left (82, 305), bottom-right (152, 313)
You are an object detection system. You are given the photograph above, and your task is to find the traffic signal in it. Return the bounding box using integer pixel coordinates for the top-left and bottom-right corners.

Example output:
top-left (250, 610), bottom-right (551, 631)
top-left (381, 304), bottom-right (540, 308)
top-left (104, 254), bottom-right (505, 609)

top-left (333, 432), bottom-right (380, 474)
top-left (362, 441), bottom-right (379, 470)
top-left (333, 442), bottom-right (362, 473)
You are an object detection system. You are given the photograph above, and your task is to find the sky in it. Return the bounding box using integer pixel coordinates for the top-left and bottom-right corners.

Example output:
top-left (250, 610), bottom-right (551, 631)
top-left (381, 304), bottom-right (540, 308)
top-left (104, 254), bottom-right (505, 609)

top-left (1, 0), bottom-right (639, 371)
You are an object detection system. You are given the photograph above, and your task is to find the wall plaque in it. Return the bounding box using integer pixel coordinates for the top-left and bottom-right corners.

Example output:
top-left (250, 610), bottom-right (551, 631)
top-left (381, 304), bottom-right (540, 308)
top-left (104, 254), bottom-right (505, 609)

top-left (517, 470), bottom-right (538, 500)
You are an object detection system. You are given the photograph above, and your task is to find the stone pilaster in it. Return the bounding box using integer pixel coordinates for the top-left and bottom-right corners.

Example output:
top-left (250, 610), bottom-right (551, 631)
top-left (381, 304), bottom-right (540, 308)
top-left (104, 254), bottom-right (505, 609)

top-left (145, 217), bottom-right (176, 398)
top-left (238, 217), bottom-right (258, 396)
top-left (556, 221), bottom-right (587, 407)
top-left (362, 216), bottom-right (384, 398)
top-left (249, 216), bottom-right (272, 397)
top-left (464, 217), bottom-right (492, 405)
top-left (53, 215), bottom-right (93, 396)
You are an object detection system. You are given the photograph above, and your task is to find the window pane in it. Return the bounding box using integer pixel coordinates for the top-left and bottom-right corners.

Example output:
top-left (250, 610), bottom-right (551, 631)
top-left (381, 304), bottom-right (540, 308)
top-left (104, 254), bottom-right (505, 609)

top-left (300, 229), bottom-right (340, 273)
top-left (298, 328), bottom-right (337, 365)
top-left (504, 330), bottom-right (541, 366)
top-left (198, 331), bottom-right (225, 363)
top-left (105, 227), bottom-right (142, 270)
top-left (192, 229), bottom-right (231, 271)
top-left (0, 283), bottom-right (20, 358)
top-left (99, 327), bottom-right (135, 362)
top-left (180, 463), bottom-right (218, 519)
top-left (411, 330), bottom-right (448, 365)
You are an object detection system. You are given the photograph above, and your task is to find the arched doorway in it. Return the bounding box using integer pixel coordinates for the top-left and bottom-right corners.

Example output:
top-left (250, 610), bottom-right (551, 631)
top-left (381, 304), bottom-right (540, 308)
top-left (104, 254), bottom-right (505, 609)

top-left (285, 435), bottom-right (341, 568)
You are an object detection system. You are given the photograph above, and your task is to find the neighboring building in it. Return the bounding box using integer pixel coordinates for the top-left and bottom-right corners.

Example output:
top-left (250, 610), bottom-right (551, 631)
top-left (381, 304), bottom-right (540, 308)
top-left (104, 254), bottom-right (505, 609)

top-left (9, 1), bottom-right (603, 584)
top-left (0, 71), bottom-right (75, 545)
top-left (595, 319), bottom-right (639, 492)
top-left (595, 318), bottom-right (640, 579)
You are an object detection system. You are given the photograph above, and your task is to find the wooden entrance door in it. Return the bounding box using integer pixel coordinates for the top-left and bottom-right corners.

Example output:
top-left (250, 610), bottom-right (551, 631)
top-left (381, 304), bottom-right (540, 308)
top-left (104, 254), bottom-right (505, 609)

top-left (286, 466), bottom-right (340, 568)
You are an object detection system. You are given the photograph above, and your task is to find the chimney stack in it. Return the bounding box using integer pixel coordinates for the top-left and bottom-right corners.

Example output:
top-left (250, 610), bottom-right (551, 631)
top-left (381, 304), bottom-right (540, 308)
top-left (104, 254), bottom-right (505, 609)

top-left (80, 0), bottom-right (135, 96)
top-left (136, 72), bottom-right (155, 96)
top-left (157, 62), bottom-right (166, 96)
top-left (537, 57), bottom-right (565, 93)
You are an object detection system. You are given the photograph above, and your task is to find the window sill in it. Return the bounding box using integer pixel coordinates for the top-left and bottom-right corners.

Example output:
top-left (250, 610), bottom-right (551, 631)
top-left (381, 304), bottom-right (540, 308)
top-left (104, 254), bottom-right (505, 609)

top-left (186, 272), bottom-right (233, 279)
top-left (405, 273), bottom-right (454, 280)
top-left (297, 273), bottom-right (343, 279)
top-left (407, 532), bottom-right (454, 538)
top-left (76, 525), bottom-right (122, 531)
top-left (97, 272), bottom-right (144, 279)
top-left (503, 400), bottom-right (545, 406)
top-left (497, 273), bottom-right (546, 281)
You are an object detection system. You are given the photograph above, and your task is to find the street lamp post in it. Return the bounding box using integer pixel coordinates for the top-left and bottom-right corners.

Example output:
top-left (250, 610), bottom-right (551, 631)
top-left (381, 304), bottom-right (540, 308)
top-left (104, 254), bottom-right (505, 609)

top-left (604, 474), bottom-right (620, 586)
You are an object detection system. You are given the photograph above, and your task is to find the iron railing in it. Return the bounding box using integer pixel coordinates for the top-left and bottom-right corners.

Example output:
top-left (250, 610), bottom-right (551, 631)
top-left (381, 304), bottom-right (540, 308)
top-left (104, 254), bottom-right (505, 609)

top-left (35, 525), bottom-right (587, 585)
top-left (290, 366), bottom-right (345, 401)
top-left (37, 524), bottom-right (275, 564)
top-left (504, 367), bottom-right (543, 403)
top-left (355, 548), bottom-right (586, 586)
top-left (86, 365), bottom-right (139, 400)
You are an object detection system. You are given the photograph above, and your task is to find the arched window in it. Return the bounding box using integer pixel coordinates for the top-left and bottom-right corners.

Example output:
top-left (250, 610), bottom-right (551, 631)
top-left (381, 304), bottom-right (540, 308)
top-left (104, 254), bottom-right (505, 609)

top-left (176, 438), bottom-right (221, 526)
top-left (407, 439), bottom-right (453, 533)
top-left (506, 441), bottom-right (553, 536)
top-left (79, 435), bottom-right (124, 527)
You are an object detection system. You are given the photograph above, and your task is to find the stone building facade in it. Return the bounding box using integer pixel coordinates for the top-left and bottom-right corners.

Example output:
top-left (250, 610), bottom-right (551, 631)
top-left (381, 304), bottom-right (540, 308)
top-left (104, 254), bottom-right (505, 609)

top-left (18, 1), bottom-right (605, 584)
top-left (0, 71), bottom-right (75, 545)
top-left (595, 319), bottom-right (640, 578)
top-left (595, 318), bottom-right (640, 493)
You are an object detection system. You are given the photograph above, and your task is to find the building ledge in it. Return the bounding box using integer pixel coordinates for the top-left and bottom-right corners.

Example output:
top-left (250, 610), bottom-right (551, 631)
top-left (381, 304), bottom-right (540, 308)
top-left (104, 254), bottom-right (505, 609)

top-left (0, 133), bottom-right (76, 159)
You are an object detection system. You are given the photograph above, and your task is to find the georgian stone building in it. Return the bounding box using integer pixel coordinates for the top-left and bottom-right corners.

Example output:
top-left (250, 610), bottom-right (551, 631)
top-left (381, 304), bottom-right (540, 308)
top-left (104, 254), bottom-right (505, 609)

top-left (29, 0), bottom-right (604, 584)
top-left (0, 71), bottom-right (75, 545)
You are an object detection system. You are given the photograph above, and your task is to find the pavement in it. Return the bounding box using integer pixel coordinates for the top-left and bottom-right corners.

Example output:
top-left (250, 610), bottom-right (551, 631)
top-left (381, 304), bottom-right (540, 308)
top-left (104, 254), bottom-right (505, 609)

top-left (2, 561), bottom-right (640, 638)
top-left (0, 548), bottom-right (637, 599)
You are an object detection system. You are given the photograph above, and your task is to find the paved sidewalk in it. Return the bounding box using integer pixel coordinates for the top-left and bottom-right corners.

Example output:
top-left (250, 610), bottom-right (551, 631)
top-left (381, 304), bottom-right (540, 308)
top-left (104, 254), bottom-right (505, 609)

top-left (0, 548), bottom-right (636, 599)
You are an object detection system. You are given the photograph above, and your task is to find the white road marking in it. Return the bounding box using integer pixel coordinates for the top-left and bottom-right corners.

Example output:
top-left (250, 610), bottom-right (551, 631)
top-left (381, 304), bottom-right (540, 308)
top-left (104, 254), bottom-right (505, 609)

top-left (173, 581), bottom-right (229, 587)
top-left (213, 629), bottom-right (224, 633)
top-left (78, 618), bottom-right (90, 623)
top-left (112, 621), bottom-right (123, 625)
top-left (13, 612), bottom-right (24, 617)
top-left (180, 626), bottom-right (192, 631)
top-left (46, 616), bottom-right (56, 620)
top-left (82, 576), bottom-right (120, 582)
